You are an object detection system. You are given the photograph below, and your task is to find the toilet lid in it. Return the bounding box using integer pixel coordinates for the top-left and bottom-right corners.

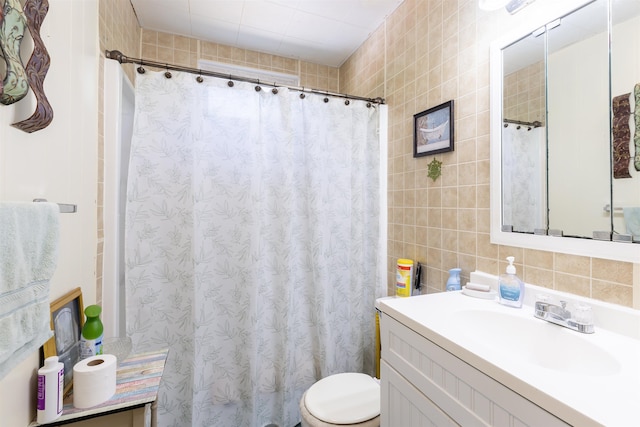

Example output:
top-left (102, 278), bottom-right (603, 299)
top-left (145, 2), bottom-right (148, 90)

top-left (305, 373), bottom-right (380, 424)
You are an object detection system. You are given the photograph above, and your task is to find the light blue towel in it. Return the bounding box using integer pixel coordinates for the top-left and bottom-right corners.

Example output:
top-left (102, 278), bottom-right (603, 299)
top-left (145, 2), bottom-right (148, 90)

top-left (624, 207), bottom-right (640, 241)
top-left (0, 202), bottom-right (60, 379)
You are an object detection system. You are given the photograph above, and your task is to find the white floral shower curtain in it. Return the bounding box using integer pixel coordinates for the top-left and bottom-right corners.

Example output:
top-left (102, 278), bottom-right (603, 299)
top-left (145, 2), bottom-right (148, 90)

top-left (502, 125), bottom-right (546, 232)
top-left (125, 70), bottom-right (386, 427)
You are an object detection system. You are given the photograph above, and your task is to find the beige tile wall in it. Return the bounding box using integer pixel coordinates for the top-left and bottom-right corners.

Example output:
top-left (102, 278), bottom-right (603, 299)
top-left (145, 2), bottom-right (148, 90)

top-left (340, 0), bottom-right (634, 307)
top-left (99, 0), bottom-right (140, 84)
top-left (139, 30), bottom-right (339, 92)
top-left (504, 61), bottom-right (545, 125)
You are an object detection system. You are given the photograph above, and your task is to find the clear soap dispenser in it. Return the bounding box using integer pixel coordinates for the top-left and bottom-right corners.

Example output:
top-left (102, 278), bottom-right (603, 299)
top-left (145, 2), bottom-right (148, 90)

top-left (499, 256), bottom-right (525, 308)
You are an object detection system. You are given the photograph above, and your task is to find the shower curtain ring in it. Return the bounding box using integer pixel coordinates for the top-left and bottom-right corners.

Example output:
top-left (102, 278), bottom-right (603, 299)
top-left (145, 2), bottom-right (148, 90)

top-left (164, 65), bottom-right (172, 79)
top-left (137, 62), bottom-right (145, 74)
top-left (196, 71), bottom-right (203, 83)
top-left (299, 93), bottom-right (305, 99)
top-left (272, 88), bottom-right (278, 94)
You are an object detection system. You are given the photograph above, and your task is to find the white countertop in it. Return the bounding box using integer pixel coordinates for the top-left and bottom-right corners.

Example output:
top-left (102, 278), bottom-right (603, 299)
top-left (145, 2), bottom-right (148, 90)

top-left (378, 291), bottom-right (640, 427)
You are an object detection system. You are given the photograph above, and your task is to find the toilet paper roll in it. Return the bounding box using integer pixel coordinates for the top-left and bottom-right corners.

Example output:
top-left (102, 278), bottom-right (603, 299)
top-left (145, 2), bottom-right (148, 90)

top-left (73, 354), bottom-right (117, 408)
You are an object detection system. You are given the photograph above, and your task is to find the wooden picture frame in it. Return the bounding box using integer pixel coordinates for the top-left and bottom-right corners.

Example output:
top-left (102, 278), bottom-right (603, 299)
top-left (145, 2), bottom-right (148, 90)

top-left (43, 287), bottom-right (84, 396)
top-left (413, 100), bottom-right (454, 157)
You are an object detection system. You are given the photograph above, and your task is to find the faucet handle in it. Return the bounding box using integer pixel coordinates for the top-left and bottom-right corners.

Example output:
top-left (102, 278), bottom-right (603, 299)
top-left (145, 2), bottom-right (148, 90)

top-left (536, 293), bottom-right (550, 303)
top-left (574, 303), bottom-right (594, 325)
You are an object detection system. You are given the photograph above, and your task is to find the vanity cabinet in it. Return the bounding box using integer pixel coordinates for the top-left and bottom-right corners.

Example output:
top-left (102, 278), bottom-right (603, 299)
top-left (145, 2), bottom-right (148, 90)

top-left (380, 314), bottom-right (569, 427)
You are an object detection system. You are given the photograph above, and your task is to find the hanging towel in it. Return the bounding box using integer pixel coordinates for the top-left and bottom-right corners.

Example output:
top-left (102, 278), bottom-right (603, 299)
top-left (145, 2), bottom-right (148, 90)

top-left (623, 207), bottom-right (640, 241)
top-left (0, 202), bottom-right (59, 379)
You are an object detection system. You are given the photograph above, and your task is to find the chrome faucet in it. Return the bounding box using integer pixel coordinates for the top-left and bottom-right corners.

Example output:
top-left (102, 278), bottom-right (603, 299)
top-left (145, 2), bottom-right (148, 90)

top-left (534, 299), bottom-right (595, 334)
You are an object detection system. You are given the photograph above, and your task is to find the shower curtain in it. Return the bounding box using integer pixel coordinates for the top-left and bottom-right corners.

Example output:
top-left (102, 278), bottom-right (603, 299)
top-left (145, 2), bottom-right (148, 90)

top-left (502, 125), bottom-right (546, 232)
top-left (125, 70), bottom-right (386, 427)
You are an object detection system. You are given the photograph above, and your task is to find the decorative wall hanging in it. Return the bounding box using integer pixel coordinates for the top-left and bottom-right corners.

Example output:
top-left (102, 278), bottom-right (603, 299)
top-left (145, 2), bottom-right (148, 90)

top-left (0, 6), bottom-right (3, 96)
top-left (427, 158), bottom-right (442, 181)
top-left (0, 0), bottom-right (53, 133)
top-left (12, 0), bottom-right (53, 133)
top-left (612, 93), bottom-right (632, 179)
top-left (0, 0), bottom-right (29, 105)
top-left (634, 84), bottom-right (640, 171)
top-left (414, 100), bottom-right (454, 157)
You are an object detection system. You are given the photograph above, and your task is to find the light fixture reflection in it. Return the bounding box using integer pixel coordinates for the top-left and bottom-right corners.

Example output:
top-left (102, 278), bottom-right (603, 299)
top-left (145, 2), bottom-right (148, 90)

top-left (478, 0), bottom-right (509, 10)
top-left (505, 0), bottom-right (537, 14)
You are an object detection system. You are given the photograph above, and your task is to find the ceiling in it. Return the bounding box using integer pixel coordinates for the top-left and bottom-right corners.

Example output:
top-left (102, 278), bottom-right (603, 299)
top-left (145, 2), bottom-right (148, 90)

top-left (129, 0), bottom-right (404, 68)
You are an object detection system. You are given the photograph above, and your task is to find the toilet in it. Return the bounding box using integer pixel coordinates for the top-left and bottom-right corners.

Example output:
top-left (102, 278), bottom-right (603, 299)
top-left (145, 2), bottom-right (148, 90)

top-left (300, 373), bottom-right (380, 427)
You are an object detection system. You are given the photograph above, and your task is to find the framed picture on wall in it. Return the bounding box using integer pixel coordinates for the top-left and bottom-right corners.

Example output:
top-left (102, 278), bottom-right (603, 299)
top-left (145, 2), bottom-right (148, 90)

top-left (42, 287), bottom-right (84, 395)
top-left (413, 100), bottom-right (454, 157)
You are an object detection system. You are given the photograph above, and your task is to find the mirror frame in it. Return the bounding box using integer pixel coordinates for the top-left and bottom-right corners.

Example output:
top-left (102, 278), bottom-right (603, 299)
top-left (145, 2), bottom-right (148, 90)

top-left (490, 0), bottom-right (640, 263)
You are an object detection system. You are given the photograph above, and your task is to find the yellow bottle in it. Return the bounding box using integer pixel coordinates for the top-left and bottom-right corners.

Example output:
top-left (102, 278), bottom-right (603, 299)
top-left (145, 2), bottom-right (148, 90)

top-left (396, 259), bottom-right (414, 297)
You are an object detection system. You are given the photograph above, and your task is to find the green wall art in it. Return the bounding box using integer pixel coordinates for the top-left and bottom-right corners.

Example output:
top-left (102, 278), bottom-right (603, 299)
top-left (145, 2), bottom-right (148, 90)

top-left (427, 158), bottom-right (442, 182)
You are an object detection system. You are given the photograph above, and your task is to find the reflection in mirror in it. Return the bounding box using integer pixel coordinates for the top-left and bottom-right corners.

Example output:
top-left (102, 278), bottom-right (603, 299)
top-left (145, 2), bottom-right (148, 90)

top-left (611, 0), bottom-right (640, 242)
top-left (502, 31), bottom-right (546, 233)
top-left (547, 0), bottom-right (610, 238)
top-left (491, 0), bottom-right (640, 262)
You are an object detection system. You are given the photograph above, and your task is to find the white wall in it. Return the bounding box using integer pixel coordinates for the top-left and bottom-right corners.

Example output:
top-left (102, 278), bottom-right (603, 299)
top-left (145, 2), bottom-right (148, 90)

top-left (0, 0), bottom-right (99, 425)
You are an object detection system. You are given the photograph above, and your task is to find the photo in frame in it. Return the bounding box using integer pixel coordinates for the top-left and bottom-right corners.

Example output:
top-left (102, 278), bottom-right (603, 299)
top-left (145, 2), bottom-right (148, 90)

top-left (413, 100), bottom-right (454, 157)
top-left (42, 287), bottom-right (84, 395)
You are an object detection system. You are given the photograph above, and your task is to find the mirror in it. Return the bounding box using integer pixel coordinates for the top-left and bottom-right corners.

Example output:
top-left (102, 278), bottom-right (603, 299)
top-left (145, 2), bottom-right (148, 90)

top-left (546, 1), bottom-right (610, 238)
top-left (501, 29), bottom-right (546, 234)
top-left (490, 0), bottom-right (640, 262)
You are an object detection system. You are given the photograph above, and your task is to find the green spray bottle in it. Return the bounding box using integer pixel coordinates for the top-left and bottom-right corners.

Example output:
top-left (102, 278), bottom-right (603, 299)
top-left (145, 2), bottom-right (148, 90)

top-left (79, 305), bottom-right (104, 359)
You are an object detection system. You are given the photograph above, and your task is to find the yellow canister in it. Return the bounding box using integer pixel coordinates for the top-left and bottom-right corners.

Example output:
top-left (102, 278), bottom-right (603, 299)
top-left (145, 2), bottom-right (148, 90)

top-left (396, 259), bottom-right (414, 297)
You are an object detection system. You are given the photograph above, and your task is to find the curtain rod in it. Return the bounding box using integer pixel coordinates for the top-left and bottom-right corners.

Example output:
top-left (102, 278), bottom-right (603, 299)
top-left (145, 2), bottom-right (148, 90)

top-left (105, 50), bottom-right (385, 105)
top-left (503, 118), bottom-right (543, 128)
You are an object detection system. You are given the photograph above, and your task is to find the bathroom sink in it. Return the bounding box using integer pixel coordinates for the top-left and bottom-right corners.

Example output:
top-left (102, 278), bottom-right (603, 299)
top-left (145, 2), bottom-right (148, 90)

top-left (452, 309), bottom-right (621, 376)
top-left (379, 280), bottom-right (640, 427)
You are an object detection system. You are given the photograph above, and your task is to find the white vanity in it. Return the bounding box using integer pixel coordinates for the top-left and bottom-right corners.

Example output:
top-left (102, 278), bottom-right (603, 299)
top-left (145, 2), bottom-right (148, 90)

top-left (377, 277), bottom-right (640, 426)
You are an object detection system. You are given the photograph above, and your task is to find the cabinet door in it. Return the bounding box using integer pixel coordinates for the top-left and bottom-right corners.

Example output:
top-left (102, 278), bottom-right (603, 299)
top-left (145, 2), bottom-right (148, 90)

top-left (381, 360), bottom-right (457, 427)
top-left (381, 314), bottom-right (570, 427)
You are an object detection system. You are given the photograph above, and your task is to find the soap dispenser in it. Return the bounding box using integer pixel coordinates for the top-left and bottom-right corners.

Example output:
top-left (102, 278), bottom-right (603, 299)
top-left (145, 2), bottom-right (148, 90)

top-left (446, 268), bottom-right (461, 291)
top-left (499, 257), bottom-right (525, 308)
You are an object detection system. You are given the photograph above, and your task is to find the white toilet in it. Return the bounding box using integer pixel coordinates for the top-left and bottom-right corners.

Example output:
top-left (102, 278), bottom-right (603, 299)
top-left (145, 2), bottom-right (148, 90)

top-left (299, 373), bottom-right (380, 427)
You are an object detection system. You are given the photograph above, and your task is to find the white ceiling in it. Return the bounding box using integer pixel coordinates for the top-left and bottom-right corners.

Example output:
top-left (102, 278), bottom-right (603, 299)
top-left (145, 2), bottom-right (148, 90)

top-left (129, 0), bottom-right (404, 68)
